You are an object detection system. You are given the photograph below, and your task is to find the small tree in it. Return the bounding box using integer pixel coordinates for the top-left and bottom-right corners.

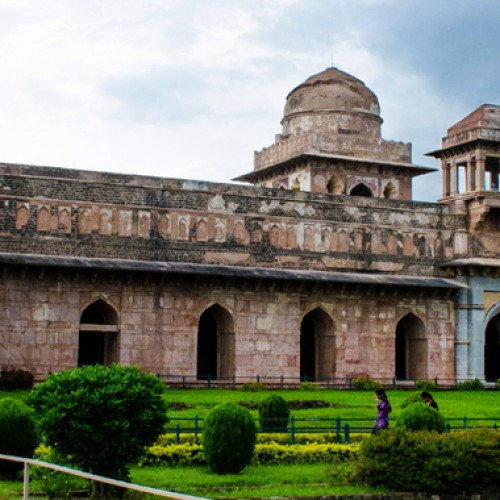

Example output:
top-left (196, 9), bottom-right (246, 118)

top-left (203, 402), bottom-right (256, 474)
top-left (0, 398), bottom-right (39, 479)
top-left (30, 364), bottom-right (168, 498)
top-left (259, 394), bottom-right (290, 432)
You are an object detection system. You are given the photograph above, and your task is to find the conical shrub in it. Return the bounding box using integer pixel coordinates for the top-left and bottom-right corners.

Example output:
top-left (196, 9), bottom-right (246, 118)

top-left (203, 402), bottom-right (256, 474)
top-left (0, 398), bottom-right (39, 479)
top-left (259, 394), bottom-right (290, 432)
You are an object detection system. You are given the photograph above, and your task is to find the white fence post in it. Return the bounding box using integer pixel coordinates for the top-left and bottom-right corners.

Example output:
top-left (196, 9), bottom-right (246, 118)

top-left (23, 462), bottom-right (29, 500)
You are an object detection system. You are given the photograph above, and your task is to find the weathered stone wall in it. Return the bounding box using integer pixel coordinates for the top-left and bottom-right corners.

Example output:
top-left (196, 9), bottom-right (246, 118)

top-left (0, 264), bottom-right (456, 381)
top-left (0, 162), bottom-right (488, 275)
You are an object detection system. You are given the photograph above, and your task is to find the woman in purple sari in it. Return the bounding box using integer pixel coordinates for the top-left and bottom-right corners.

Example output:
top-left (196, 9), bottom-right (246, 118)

top-left (373, 388), bottom-right (392, 433)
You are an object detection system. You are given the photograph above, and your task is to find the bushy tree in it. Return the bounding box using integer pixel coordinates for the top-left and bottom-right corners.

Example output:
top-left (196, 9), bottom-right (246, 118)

top-left (0, 398), bottom-right (39, 479)
top-left (30, 364), bottom-right (168, 498)
top-left (259, 394), bottom-right (290, 432)
top-left (396, 402), bottom-right (445, 432)
top-left (203, 402), bottom-right (256, 474)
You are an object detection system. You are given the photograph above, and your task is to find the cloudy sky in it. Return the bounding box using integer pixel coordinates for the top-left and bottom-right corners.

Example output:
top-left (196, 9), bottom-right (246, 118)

top-left (0, 0), bottom-right (498, 202)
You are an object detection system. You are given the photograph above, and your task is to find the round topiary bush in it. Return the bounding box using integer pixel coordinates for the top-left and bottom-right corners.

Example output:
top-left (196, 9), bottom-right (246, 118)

top-left (0, 398), bottom-right (39, 479)
top-left (203, 402), bottom-right (256, 474)
top-left (259, 394), bottom-right (290, 432)
top-left (396, 402), bottom-right (445, 432)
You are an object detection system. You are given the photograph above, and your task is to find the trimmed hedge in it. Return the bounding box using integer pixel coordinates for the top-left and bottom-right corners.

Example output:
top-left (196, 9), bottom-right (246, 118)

top-left (154, 431), bottom-right (367, 446)
top-left (354, 428), bottom-right (500, 494)
top-left (139, 440), bottom-right (359, 466)
top-left (0, 369), bottom-right (34, 391)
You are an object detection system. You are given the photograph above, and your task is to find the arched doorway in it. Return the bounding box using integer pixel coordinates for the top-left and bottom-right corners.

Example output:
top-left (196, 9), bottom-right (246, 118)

top-left (350, 183), bottom-right (372, 197)
top-left (485, 313), bottom-right (500, 381)
top-left (78, 300), bottom-right (119, 366)
top-left (395, 313), bottom-right (427, 379)
top-left (196, 304), bottom-right (234, 380)
top-left (300, 308), bottom-right (335, 381)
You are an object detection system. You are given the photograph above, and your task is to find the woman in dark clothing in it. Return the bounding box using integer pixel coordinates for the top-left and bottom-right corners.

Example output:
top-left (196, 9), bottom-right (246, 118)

top-left (373, 388), bottom-right (392, 433)
top-left (421, 391), bottom-right (439, 410)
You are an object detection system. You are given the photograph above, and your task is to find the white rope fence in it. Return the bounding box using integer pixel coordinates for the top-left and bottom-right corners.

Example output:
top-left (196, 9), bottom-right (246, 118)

top-left (0, 454), bottom-right (210, 500)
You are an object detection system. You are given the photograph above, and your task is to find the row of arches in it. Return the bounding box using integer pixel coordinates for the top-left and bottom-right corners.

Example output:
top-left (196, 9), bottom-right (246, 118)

top-left (77, 300), bottom-right (500, 381)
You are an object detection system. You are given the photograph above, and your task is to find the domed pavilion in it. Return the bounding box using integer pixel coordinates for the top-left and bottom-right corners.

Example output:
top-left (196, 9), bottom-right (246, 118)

top-left (235, 67), bottom-right (433, 201)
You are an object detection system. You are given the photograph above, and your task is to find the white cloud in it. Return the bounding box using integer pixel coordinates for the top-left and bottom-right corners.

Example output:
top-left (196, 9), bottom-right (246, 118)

top-left (0, 0), bottom-right (497, 203)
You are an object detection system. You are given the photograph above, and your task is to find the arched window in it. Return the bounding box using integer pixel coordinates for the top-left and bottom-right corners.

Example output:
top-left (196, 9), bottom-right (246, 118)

top-left (485, 313), bottom-right (500, 381)
top-left (395, 313), bottom-right (427, 380)
top-left (197, 304), bottom-right (234, 380)
top-left (78, 300), bottom-right (119, 367)
top-left (300, 308), bottom-right (335, 381)
top-left (350, 183), bottom-right (372, 197)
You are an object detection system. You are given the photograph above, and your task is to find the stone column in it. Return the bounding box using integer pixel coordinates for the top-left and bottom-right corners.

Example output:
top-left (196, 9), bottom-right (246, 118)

top-left (490, 166), bottom-right (499, 190)
top-left (466, 155), bottom-right (475, 192)
top-left (475, 154), bottom-right (486, 191)
top-left (442, 161), bottom-right (451, 197)
top-left (450, 160), bottom-right (459, 195)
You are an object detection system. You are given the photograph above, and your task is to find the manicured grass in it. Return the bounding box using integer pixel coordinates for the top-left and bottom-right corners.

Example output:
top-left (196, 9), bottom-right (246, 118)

top-left (159, 387), bottom-right (500, 418)
top-left (129, 463), bottom-right (382, 498)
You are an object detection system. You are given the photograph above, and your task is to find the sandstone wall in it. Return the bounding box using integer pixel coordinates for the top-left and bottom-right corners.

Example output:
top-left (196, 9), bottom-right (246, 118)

top-left (0, 163), bottom-right (484, 275)
top-left (0, 265), bottom-right (456, 381)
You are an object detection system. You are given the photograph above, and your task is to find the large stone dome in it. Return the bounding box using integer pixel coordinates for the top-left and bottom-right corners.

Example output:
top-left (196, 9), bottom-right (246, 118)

top-left (281, 67), bottom-right (382, 138)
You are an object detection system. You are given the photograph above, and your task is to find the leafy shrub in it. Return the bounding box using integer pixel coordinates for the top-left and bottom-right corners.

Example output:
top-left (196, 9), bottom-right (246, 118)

top-left (30, 364), bottom-right (168, 499)
top-left (139, 440), bottom-right (359, 466)
top-left (415, 379), bottom-right (437, 391)
top-left (287, 399), bottom-right (329, 409)
top-left (354, 428), bottom-right (500, 494)
top-left (0, 398), bottom-right (39, 479)
top-left (400, 390), bottom-right (424, 408)
top-left (259, 394), bottom-right (290, 432)
top-left (0, 369), bottom-right (34, 391)
top-left (140, 443), bottom-right (205, 466)
top-left (239, 382), bottom-right (267, 392)
top-left (351, 377), bottom-right (382, 391)
top-left (32, 444), bottom-right (90, 498)
top-left (456, 378), bottom-right (484, 391)
top-left (300, 381), bottom-right (320, 391)
top-left (252, 442), bottom-right (358, 465)
top-left (203, 402), bottom-right (256, 474)
top-left (396, 402), bottom-right (444, 432)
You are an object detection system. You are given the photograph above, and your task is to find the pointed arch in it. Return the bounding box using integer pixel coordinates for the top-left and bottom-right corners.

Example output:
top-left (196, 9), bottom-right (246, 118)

top-left (197, 304), bottom-right (235, 380)
top-left (395, 313), bottom-right (427, 380)
top-left (350, 183), bottom-right (373, 197)
top-left (78, 300), bottom-right (119, 367)
top-left (300, 307), bottom-right (335, 381)
top-left (485, 312), bottom-right (500, 381)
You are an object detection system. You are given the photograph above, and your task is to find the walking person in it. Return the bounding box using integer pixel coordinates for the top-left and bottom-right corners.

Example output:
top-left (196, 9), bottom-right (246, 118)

top-left (373, 388), bottom-right (392, 433)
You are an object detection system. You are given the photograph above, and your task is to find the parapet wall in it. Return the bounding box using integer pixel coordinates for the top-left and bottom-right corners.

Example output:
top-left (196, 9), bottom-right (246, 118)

top-left (0, 162), bottom-right (489, 276)
top-left (254, 133), bottom-right (411, 170)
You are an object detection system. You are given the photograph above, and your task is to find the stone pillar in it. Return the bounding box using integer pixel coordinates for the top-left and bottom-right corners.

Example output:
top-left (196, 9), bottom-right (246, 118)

top-left (466, 156), bottom-right (475, 192)
top-left (442, 161), bottom-right (451, 197)
top-left (491, 168), bottom-right (499, 190)
top-left (450, 160), bottom-right (459, 195)
top-left (475, 154), bottom-right (486, 191)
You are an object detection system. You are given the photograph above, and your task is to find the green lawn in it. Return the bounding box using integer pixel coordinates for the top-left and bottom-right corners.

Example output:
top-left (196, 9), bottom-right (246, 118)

top-left (0, 387), bottom-right (498, 499)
